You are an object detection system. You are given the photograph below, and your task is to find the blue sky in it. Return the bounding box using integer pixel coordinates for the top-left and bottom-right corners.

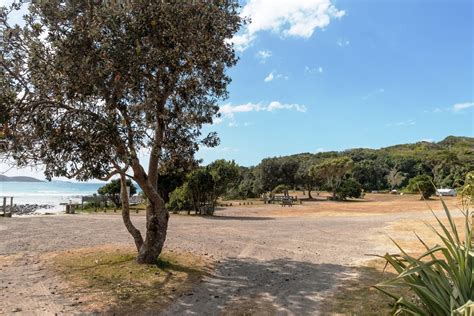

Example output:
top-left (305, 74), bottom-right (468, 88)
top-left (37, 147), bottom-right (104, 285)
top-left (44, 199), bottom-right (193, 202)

top-left (197, 0), bottom-right (473, 166)
top-left (1, 0), bottom-right (472, 178)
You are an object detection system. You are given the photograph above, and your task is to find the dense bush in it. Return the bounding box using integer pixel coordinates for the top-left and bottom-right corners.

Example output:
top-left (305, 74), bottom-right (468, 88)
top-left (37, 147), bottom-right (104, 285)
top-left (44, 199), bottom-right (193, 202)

top-left (334, 178), bottom-right (362, 200)
top-left (166, 184), bottom-right (192, 213)
top-left (406, 174), bottom-right (436, 199)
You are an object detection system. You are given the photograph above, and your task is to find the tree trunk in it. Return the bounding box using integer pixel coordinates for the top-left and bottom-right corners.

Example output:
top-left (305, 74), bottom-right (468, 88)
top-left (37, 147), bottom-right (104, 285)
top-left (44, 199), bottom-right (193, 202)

top-left (120, 175), bottom-right (144, 252)
top-left (308, 188), bottom-right (312, 199)
top-left (136, 199), bottom-right (169, 264)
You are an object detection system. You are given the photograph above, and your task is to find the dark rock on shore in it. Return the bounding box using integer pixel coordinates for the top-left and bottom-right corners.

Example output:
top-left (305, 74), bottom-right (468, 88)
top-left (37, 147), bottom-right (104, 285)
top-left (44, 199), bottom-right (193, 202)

top-left (4, 204), bottom-right (54, 216)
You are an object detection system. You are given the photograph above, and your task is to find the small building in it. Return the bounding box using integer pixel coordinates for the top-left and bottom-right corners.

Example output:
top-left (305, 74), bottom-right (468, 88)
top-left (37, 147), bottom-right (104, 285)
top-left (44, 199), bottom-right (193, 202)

top-left (436, 188), bottom-right (457, 197)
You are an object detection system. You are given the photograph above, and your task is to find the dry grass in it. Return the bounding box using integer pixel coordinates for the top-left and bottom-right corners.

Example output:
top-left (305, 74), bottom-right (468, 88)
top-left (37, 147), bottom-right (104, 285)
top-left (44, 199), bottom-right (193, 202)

top-left (218, 193), bottom-right (461, 218)
top-left (48, 246), bottom-right (209, 314)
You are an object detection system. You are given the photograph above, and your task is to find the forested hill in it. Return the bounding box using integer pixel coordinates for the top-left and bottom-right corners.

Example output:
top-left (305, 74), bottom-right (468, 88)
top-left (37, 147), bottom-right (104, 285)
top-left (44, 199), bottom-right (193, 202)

top-left (229, 136), bottom-right (473, 198)
top-left (0, 175), bottom-right (43, 182)
top-left (285, 136), bottom-right (473, 161)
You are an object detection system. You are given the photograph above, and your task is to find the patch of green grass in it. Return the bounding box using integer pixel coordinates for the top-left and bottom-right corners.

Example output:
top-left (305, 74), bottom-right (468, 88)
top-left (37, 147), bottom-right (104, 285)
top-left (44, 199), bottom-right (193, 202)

top-left (51, 247), bottom-right (208, 314)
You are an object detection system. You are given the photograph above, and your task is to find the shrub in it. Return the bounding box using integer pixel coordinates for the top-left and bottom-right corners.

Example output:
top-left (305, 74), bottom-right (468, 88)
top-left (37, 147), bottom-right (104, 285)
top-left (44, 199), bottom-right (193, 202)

top-left (334, 178), bottom-right (362, 200)
top-left (407, 174), bottom-right (436, 199)
top-left (375, 199), bottom-right (473, 315)
top-left (166, 184), bottom-right (192, 213)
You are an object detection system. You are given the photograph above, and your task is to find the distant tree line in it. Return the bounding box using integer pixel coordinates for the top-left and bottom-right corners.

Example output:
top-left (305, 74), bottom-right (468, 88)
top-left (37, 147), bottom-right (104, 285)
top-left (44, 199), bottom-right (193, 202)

top-left (161, 136), bottom-right (474, 211)
top-left (97, 136), bottom-right (473, 212)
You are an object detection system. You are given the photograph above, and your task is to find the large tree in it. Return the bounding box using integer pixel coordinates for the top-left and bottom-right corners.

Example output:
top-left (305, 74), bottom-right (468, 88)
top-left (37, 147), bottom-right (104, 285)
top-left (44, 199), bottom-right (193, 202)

top-left (207, 159), bottom-right (239, 204)
top-left (309, 157), bottom-right (354, 199)
top-left (1, 1), bottom-right (242, 263)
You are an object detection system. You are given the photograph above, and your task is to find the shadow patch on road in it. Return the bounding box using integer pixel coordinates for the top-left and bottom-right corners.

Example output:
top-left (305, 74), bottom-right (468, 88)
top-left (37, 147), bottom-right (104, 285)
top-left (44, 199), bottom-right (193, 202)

top-left (204, 215), bottom-right (275, 221)
top-left (319, 260), bottom-right (403, 315)
top-left (164, 257), bottom-right (353, 315)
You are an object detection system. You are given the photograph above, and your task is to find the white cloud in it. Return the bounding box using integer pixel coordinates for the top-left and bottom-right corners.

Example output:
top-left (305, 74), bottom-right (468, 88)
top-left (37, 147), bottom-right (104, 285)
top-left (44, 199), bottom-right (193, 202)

top-left (264, 71), bottom-right (287, 82)
top-left (305, 66), bottom-right (323, 74)
top-left (267, 101), bottom-right (307, 112)
top-left (452, 102), bottom-right (474, 112)
top-left (264, 72), bottom-right (275, 82)
top-left (337, 38), bottom-right (350, 47)
top-left (421, 139), bottom-right (434, 143)
top-left (428, 102), bottom-right (474, 113)
top-left (386, 120), bottom-right (416, 127)
top-left (256, 50), bottom-right (272, 62)
top-left (315, 147), bottom-right (327, 153)
top-left (201, 146), bottom-right (239, 154)
top-left (232, 0), bottom-right (345, 51)
top-left (219, 101), bottom-right (307, 123)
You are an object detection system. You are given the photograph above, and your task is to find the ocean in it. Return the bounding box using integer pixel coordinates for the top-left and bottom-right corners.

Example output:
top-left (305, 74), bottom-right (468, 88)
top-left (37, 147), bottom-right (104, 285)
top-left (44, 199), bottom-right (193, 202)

top-left (0, 181), bottom-right (103, 213)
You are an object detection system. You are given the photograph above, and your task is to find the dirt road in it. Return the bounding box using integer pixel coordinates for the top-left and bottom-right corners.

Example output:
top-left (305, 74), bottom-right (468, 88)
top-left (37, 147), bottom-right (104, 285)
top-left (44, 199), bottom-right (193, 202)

top-left (0, 201), bottom-right (451, 315)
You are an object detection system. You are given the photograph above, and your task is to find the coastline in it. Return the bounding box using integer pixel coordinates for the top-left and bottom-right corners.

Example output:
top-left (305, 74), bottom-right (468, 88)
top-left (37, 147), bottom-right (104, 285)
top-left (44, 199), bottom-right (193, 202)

top-left (1, 181), bottom-right (103, 215)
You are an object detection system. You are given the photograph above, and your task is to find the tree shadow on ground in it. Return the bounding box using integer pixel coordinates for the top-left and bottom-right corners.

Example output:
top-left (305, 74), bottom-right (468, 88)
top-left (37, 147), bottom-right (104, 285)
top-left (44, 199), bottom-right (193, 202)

top-left (164, 257), bottom-right (358, 315)
top-left (319, 260), bottom-right (403, 315)
top-left (204, 215), bottom-right (275, 221)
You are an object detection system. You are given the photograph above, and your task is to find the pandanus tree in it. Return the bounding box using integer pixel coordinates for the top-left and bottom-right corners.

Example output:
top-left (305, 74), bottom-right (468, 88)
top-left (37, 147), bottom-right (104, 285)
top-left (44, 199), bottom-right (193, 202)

top-left (0, 0), bottom-right (243, 264)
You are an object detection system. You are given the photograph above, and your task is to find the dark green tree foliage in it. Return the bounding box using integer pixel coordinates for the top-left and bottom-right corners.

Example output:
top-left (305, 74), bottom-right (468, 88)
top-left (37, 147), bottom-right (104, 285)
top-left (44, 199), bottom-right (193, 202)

top-left (235, 167), bottom-right (260, 199)
top-left (407, 175), bottom-right (436, 199)
top-left (157, 158), bottom-right (198, 204)
top-left (98, 179), bottom-right (137, 207)
top-left (310, 157), bottom-right (354, 199)
top-left (186, 168), bottom-right (215, 215)
top-left (352, 160), bottom-right (389, 191)
top-left (207, 159), bottom-right (240, 203)
top-left (295, 155), bottom-right (322, 199)
top-left (1, 1), bottom-right (243, 264)
top-left (334, 178), bottom-right (362, 200)
top-left (168, 160), bottom-right (239, 214)
top-left (255, 157), bottom-right (299, 192)
top-left (166, 183), bottom-right (192, 214)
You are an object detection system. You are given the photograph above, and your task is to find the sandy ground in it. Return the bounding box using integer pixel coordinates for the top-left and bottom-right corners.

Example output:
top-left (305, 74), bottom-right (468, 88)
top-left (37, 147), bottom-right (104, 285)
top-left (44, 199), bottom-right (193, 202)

top-left (0, 195), bottom-right (462, 315)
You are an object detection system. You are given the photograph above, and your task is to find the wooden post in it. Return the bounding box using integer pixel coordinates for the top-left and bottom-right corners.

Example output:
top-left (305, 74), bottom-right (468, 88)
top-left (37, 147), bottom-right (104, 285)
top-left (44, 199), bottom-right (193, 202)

top-left (2, 197), bottom-right (6, 216)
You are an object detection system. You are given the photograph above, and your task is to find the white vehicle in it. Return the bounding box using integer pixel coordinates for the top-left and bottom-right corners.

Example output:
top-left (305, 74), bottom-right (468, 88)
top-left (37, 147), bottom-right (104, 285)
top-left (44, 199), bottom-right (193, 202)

top-left (436, 188), bottom-right (457, 197)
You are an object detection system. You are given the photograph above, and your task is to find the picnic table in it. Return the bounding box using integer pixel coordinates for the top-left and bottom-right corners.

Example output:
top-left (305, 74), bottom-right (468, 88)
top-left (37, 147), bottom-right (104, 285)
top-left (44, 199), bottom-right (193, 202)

top-left (280, 198), bottom-right (293, 207)
top-left (269, 195), bottom-right (296, 207)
